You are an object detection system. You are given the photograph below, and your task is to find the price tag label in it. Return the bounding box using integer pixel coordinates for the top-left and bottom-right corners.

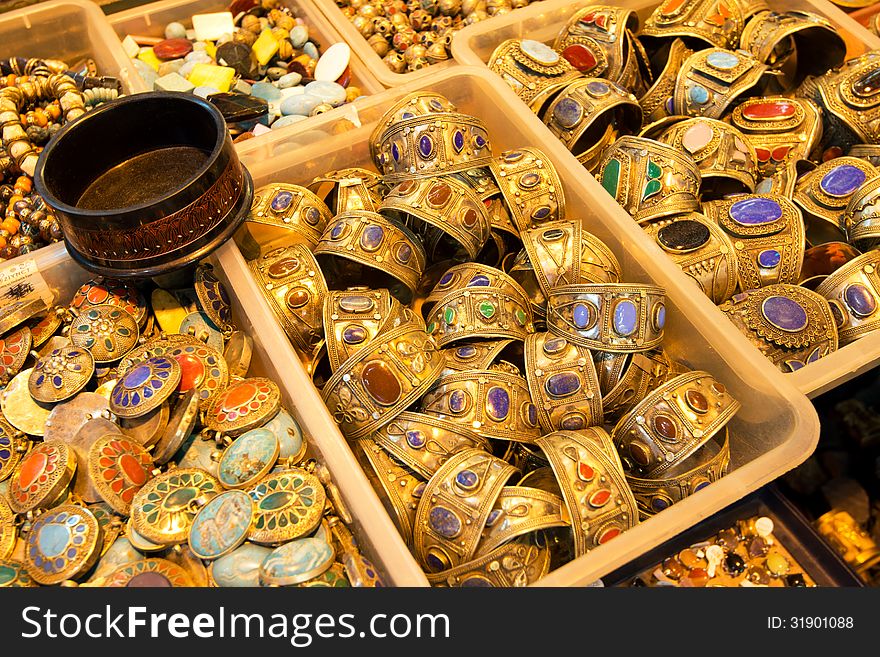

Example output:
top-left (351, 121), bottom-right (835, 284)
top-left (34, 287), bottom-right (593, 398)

top-left (0, 258), bottom-right (53, 306)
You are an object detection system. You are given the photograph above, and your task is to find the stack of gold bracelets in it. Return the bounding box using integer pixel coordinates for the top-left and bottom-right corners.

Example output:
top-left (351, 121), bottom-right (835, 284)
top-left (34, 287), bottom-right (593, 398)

top-left (0, 266), bottom-right (379, 588)
top-left (245, 90), bottom-right (741, 587)
top-left (487, 1), bottom-right (880, 374)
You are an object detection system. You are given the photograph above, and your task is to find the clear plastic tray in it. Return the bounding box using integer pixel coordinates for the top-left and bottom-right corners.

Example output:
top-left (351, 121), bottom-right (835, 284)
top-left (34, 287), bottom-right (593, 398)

top-left (225, 65), bottom-right (820, 586)
top-left (0, 0), bottom-right (138, 93)
top-left (107, 0), bottom-right (385, 104)
top-left (0, 240), bottom-right (422, 586)
top-left (451, 0), bottom-right (880, 398)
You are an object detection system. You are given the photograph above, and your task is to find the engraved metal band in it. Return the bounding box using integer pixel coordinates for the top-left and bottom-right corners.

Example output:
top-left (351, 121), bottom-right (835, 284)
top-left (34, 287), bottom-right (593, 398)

top-left (371, 411), bottom-right (490, 480)
top-left (640, 0), bottom-right (745, 50)
top-left (599, 349), bottom-right (680, 423)
top-left (553, 5), bottom-right (639, 82)
top-left (474, 486), bottom-right (570, 557)
top-left (701, 193), bottom-right (805, 291)
top-left (815, 250), bottom-right (880, 346)
top-left (638, 38), bottom-right (694, 125)
top-left (440, 339), bottom-right (518, 374)
top-left (322, 288), bottom-right (403, 373)
top-left (369, 92), bottom-right (460, 151)
top-left (308, 168), bottom-right (388, 214)
top-left (673, 48), bottom-right (768, 120)
top-left (845, 174), bottom-right (880, 251)
top-left (642, 213), bottom-right (738, 304)
top-left (321, 321), bottom-right (445, 440)
top-left (487, 39), bottom-right (582, 114)
top-left (490, 147), bottom-right (566, 232)
top-left (413, 448), bottom-right (518, 572)
top-left (546, 282), bottom-right (666, 353)
top-left (524, 331), bottom-right (603, 433)
top-left (426, 537), bottom-right (550, 587)
top-left (810, 52), bottom-right (880, 150)
top-left (626, 427), bottom-right (730, 519)
top-left (535, 430), bottom-right (637, 557)
top-left (247, 183), bottom-right (333, 247)
top-left (314, 210), bottom-right (427, 304)
top-left (419, 368), bottom-right (542, 444)
top-left (612, 369), bottom-right (740, 478)
top-left (247, 242), bottom-right (328, 356)
top-left (425, 284), bottom-right (535, 347)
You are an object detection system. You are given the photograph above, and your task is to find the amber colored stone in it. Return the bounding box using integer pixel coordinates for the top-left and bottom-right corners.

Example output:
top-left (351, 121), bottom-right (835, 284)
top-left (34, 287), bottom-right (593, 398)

top-left (233, 132), bottom-right (256, 144)
top-left (427, 183), bottom-right (452, 207)
top-left (678, 548), bottom-right (705, 569)
top-left (685, 567), bottom-right (709, 587)
top-left (287, 60), bottom-right (311, 77)
top-left (800, 242), bottom-right (860, 280)
top-left (335, 66), bottom-right (352, 87)
top-left (221, 382), bottom-right (258, 411)
top-left (652, 414), bottom-right (677, 440)
top-left (662, 558), bottom-right (684, 580)
top-left (822, 146), bottom-right (844, 162)
top-left (561, 44), bottom-right (598, 73)
top-left (285, 288), bottom-right (310, 310)
top-left (742, 100), bottom-right (796, 120)
top-left (685, 389), bottom-right (709, 413)
top-left (629, 441), bottom-right (651, 466)
top-left (361, 359), bottom-right (402, 406)
top-left (228, 0), bottom-right (258, 15)
top-left (153, 38), bottom-right (194, 61)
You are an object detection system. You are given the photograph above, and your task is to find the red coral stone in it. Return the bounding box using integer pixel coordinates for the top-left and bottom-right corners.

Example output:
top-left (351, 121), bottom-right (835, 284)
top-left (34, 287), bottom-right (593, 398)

top-left (742, 100), bottom-right (796, 120)
top-left (561, 44), bottom-right (598, 73)
top-left (153, 38), bottom-right (194, 61)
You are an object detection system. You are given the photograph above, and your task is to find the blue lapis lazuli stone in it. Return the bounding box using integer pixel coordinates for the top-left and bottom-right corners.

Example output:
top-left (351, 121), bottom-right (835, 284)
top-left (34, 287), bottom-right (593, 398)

top-left (453, 130), bottom-right (465, 152)
top-left (438, 272), bottom-right (455, 286)
top-left (396, 243), bottom-right (412, 264)
top-left (573, 303), bottom-right (591, 329)
top-left (343, 326), bottom-right (367, 344)
top-left (820, 164), bottom-right (866, 197)
top-left (706, 50), bottom-right (739, 69)
top-left (486, 386), bottom-right (510, 421)
top-left (429, 99), bottom-right (444, 111)
top-left (455, 469), bottom-right (478, 490)
top-left (360, 225), bottom-right (385, 250)
top-left (844, 283), bottom-right (877, 317)
top-left (689, 84), bottom-right (709, 105)
top-left (561, 414), bottom-right (585, 430)
top-left (449, 389), bottom-right (467, 413)
top-left (456, 345), bottom-right (477, 358)
top-left (391, 143), bottom-right (400, 162)
top-left (474, 135), bottom-right (487, 148)
top-left (401, 111), bottom-right (415, 119)
top-left (729, 197), bottom-right (783, 225)
top-left (271, 191), bottom-right (294, 212)
top-left (526, 403), bottom-right (538, 427)
top-left (124, 364), bottom-right (151, 389)
top-left (419, 135), bottom-right (433, 158)
top-left (655, 304), bottom-right (666, 330)
top-left (613, 300), bottom-right (638, 336)
top-left (468, 274), bottom-right (490, 287)
top-left (694, 481), bottom-right (711, 492)
top-left (757, 249), bottom-right (781, 268)
top-left (761, 295), bottom-right (808, 331)
top-left (429, 507), bottom-right (462, 538)
top-left (330, 222), bottom-right (346, 239)
top-left (586, 80), bottom-right (610, 96)
top-left (406, 430), bottom-right (426, 448)
top-left (651, 497), bottom-right (670, 512)
top-left (545, 372), bottom-right (581, 398)
top-left (553, 98), bottom-right (583, 129)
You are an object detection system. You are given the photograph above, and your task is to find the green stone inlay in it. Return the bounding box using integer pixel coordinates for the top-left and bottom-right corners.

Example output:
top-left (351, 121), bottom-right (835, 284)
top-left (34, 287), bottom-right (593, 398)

top-left (647, 159), bottom-right (662, 180)
top-left (478, 301), bottom-right (496, 319)
top-left (426, 322), bottom-right (437, 334)
top-left (601, 158), bottom-right (621, 197)
top-left (642, 179), bottom-right (662, 201)
top-left (444, 307), bottom-right (456, 324)
top-left (514, 308), bottom-right (527, 326)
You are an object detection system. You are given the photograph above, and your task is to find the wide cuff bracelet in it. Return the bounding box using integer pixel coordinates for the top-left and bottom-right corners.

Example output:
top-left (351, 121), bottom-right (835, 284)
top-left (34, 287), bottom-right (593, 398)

top-left (524, 331), bottom-right (603, 433)
top-left (474, 485), bottom-right (571, 557)
top-left (308, 167), bottom-right (388, 214)
top-left (413, 448), bottom-right (518, 572)
top-left (638, 38), bottom-right (693, 125)
top-left (701, 193), bottom-right (805, 291)
top-left (535, 430), bottom-right (637, 557)
top-left (553, 5), bottom-right (639, 82)
top-left (419, 367), bottom-right (543, 444)
top-left (612, 369), bottom-right (739, 478)
top-left (440, 339), bottom-right (519, 374)
top-left (425, 284), bottom-right (535, 347)
top-left (599, 349), bottom-right (680, 422)
top-left (640, 0), bottom-right (745, 50)
top-left (673, 47), bottom-right (768, 120)
top-left (314, 210), bottom-right (427, 304)
top-left (815, 250), bottom-right (880, 346)
top-left (426, 537), bottom-right (550, 587)
top-left (380, 175), bottom-right (492, 261)
top-left (844, 174), bottom-right (880, 251)
top-left (246, 183), bottom-right (333, 248)
top-left (490, 147), bottom-right (567, 232)
top-left (322, 288), bottom-right (404, 373)
top-left (718, 283), bottom-right (839, 373)
top-left (321, 320), bottom-right (445, 440)
top-left (546, 282), bottom-right (666, 352)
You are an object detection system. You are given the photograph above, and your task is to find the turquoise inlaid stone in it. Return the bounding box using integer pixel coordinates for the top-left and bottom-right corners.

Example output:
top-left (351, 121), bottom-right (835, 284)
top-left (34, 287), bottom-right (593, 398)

top-left (190, 490), bottom-right (253, 559)
top-left (219, 428), bottom-right (279, 489)
top-left (260, 537), bottom-right (335, 585)
top-left (262, 408), bottom-right (305, 460)
top-left (689, 84), bottom-right (710, 105)
top-left (706, 50), bottom-right (740, 69)
top-left (37, 523), bottom-right (71, 558)
top-left (212, 543), bottom-right (272, 587)
top-left (179, 311), bottom-right (224, 352)
top-left (280, 93), bottom-right (322, 117)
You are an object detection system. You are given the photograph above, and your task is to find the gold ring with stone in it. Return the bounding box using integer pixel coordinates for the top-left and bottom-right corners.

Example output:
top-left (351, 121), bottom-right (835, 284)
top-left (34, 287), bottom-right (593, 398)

top-left (371, 411), bottom-right (490, 480)
top-left (372, 111), bottom-right (493, 183)
top-left (612, 369), bottom-right (739, 478)
top-left (597, 136), bottom-right (701, 223)
top-left (718, 283), bottom-right (839, 372)
top-left (673, 47), bottom-right (768, 119)
top-left (314, 210), bottom-right (427, 304)
top-left (597, 348), bottom-right (680, 423)
top-left (638, 38), bottom-right (694, 126)
top-left (308, 168), bottom-right (388, 214)
top-left (701, 193), bottom-right (805, 290)
top-left (425, 284), bottom-right (535, 347)
top-left (321, 288), bottom-right (404, 374)
top-left (354, 437), bottom-right (424, 547)
top-left (848, 144), bottom-right (880, 168)
top-left (419, 367), bottom-right (542, 444)
top-left (641, 213), bottom-right (738, 304)
top-left (487, 39), bottom-right (582, 115)
top-left (546, 282), bottom-right (666, 353)
top-left (542, 78), bottom-right (643, 173)
top-left (524, 331), bottom-right (603, 433)
top-left (426, 536), bottom-right (550, 587)
top-left (413, 448), bottom-right (518, 572)
top-left (534, 429), bottom-right (637, 557)
top-left (474, 485), bottom-right (571, 557)
top-left (792, 156), bottom-right (878, 245)
top-left (553, 5), bottom-right (639, 82)
top-left (658, 117), bottom-right (757, 195)
top-left (739, 10), bottom-right (844, 88)
top-left (380, 175), bottom-right (492, 261)
top-left (626, 427), bottom-right (730, 519)
top-left (801, 52), bottom-right (880, 154)
top-left (245, 183), bottom-right (333, 248)
top-left (845, 175), bottom-right (880, 251)
top-left (640, 0), bottom-right (745, 50)
top-left (247, 241), bottom-right (328, 357)
top-left (728, 96), bottom-right (822, 183)
top-left (815, 250), bottom-right (880, 347)
top-left (321, 320), bottom-right (445, 440)
top-left (440, 339), bottom-right (519, 375)
top-left (490, 147), bottom-right (566, 233)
